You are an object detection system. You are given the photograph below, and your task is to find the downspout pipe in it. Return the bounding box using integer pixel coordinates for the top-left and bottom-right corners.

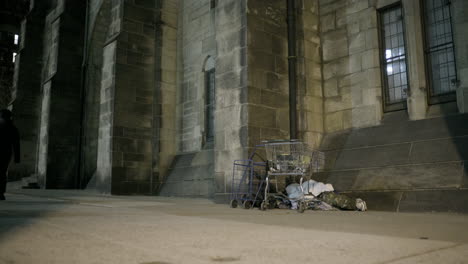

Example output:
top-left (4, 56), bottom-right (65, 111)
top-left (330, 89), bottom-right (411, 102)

top-left (287, 0), bottom-right (297, 140)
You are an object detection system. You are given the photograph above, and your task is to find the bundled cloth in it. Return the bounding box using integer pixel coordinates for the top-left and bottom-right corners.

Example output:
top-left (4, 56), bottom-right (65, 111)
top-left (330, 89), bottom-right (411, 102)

top-left (285, 180), bottom-right (334, 199)
top-left (318, 192), bottom-right (367, 211)
top-left (301, 180), bottom-right (334, 196)
top-left (285, 180), bottom-right (367, 211)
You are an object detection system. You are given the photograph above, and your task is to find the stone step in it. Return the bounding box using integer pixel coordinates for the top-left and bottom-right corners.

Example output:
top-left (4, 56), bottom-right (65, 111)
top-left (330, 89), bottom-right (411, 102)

top-left (322, 137), bottom-right (468, 172)
top-left (318, 113), bottom-right (468, 198)
top-left (321, 113), bottom-right (468, 151)
top-left (169, 149), bottom-right (214, 169)
top-left (313, 161), bottom-right (467, 192)
top-left (159, 149), bottom-right (215, 198)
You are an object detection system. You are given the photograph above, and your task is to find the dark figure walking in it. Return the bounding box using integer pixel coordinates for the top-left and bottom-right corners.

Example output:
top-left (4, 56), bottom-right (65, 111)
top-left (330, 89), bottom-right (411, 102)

top-left (0, 109), bottom-right (20, 200)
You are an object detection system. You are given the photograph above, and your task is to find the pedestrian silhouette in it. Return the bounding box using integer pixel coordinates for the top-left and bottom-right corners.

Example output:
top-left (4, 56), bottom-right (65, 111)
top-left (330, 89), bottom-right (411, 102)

top-left (0, 109), bottom-right (20, 200)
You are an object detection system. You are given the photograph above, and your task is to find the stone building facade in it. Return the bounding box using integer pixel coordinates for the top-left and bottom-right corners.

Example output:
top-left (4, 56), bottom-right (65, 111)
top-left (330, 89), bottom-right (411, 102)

top-left (7, 0), bottom-right (468, 210)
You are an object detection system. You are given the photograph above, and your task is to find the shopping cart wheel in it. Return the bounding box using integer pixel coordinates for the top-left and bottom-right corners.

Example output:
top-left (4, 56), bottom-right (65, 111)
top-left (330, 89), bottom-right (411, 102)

top-left (260, 201), bottom-right (267, 211)
top-left (230, 200), bottom-right (238, 208)
top-left (298, 201), bottom-right (306, 213)
top-left (243, 200), bottom-right (252, 209)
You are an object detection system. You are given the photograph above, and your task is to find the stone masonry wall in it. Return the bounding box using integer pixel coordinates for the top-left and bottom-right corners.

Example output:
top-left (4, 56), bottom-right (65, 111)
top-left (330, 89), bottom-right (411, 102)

top-left (320, 0), bottom-right (383, 133)
top-left (297, 0), bottom-right (323, 148)
top-left (176, 0), bottom-right (216, 153)
top-left (319, 0), bottom-right (468, 132)
top-left (247, 0), bottom-right (290, 149)
top-left (246, 0), bottom-right (323, 150)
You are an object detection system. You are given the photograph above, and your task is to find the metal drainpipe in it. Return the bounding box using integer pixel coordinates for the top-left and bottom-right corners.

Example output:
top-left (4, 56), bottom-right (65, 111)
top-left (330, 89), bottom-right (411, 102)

top-left (287, 0), bottom-right (297, 140)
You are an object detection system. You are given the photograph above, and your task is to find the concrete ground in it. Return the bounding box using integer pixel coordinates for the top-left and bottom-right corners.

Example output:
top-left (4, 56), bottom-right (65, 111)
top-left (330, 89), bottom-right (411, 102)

top-left (1, 190), bottom-right (467, 264)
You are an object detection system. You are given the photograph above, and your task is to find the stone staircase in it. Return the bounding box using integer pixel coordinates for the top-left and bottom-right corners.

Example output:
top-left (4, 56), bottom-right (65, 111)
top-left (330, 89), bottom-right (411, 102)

top-left (158, 146), bottom-right (215, 198)
top-left (315, 112), bottom-right (468, 213)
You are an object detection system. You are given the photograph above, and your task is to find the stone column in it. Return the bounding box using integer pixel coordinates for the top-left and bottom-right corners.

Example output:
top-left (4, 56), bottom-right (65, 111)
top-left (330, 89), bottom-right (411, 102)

top-left (213, 0), bottom-right (249, 202)
top-left (96, 0), bottom-right (178, 195)
top-left (247, 0), bottom-right (290, 146)
top-left (452, 0), bottom-right (468, 113)
top-left (154, 0), bottom-right (179, 190)
top-left (36, 0), bottom-right (86, 188)
top-left (297, 0), bottom-right (324, 148)
top-left (10, 1), bottom-right (51, 181)
top-left (403, 0), bottom-right (428, 120)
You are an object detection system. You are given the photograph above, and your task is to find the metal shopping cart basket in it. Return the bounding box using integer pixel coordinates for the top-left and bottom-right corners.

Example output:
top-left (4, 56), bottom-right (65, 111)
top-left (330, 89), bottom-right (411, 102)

top-left (261, 140), bottom-right (325, 213)
top-left (229, 145), bottom-right (267, 209)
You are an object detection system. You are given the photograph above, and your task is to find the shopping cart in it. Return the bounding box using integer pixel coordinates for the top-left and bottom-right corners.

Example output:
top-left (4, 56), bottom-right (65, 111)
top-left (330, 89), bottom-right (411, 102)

top-left (261, 140), bottom-right (325, 213)
top-left (229, 145), bottom-right (267, 209)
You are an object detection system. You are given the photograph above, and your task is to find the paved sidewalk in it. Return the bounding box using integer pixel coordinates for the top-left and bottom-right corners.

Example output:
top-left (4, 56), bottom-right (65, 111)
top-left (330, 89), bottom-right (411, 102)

top-left (1, 190), bottom-right (467, 264)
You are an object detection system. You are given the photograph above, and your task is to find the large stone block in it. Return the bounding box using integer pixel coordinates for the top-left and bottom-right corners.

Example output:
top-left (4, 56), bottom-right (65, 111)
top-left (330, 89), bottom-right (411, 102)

top-left (322, 30), bottom-right (348, 61)
top-left (325, 96), bottom-right (351, 113)
top-left (324, 78), bottom-right (339, 98)
top-left (325, 111), bottom-right (344, 132)
top-left (362, 49), bottom-right (380, 70)
top-left (320, 13), bottom-right (335, 33)
top-left (345, 0), bottom-right (368, 15)
top-left (348, 31), bottom-right (366, 55)
top-left (124, 2), bottom-right (155, 24)
top-left (319, 0), bottom-right (346, 15)
top-left (351, 105), bottom-right (378, 128)
top-left (248, 105), bottom-right (277, 128)
top-left (248, 50), bottom-right (275, 72)
top-left (365, 28), bottom-right (379, 50)
top-left (260, 89), bottom-right (288, 109)
top-left (338, 71), bottom-right (366, 88)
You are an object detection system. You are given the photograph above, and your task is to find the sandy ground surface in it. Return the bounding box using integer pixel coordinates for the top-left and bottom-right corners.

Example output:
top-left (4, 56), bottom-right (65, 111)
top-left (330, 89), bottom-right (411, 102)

top-left (1, 190), bottom-right (467, 264)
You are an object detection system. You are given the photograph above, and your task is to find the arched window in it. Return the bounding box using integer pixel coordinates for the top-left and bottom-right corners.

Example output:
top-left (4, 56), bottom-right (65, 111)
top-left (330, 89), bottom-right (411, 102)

top-left (204, 57), bottom-right (215, 142)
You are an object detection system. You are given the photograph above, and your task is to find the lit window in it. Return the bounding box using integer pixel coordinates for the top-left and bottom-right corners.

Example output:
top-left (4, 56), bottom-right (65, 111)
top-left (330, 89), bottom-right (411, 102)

top-left (13, 52), bottom-right (17, 63)
top-left (379, 4), bottom-right (409, 110)
top-left (204, 57), bottom-right (215, 142)
top-left (14, 34), bottom-right (19, 45)
top-left (423, 0), bottom-right (457, 98)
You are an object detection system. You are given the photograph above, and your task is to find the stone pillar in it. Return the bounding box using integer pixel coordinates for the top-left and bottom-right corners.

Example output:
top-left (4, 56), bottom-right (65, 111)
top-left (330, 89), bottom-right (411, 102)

top-left (9, 1), bottom-right (50, 181)
top-left (96, 0), bottom-right (178, 195)
top-left (153, 0), bottom-right (179, 189)
top-left (247, 0), bottom-right (290, 147)
top-left (452, 0), bottom-right (468, 113)
top-left (297, 0), bottom-right (324, 148)
top-left (36, 0), bottom-right (86, 188)
top-left (213, 0), bottom-right (249, 202)
top-left (403, 0), bottom-right (428, 120)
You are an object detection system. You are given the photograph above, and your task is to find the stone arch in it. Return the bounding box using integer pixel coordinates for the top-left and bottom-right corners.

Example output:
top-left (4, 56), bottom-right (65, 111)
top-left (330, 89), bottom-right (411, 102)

top-left (203, 55), bottom-right (215, 72)
top-left (80, 0), bottom-right (112, 188)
